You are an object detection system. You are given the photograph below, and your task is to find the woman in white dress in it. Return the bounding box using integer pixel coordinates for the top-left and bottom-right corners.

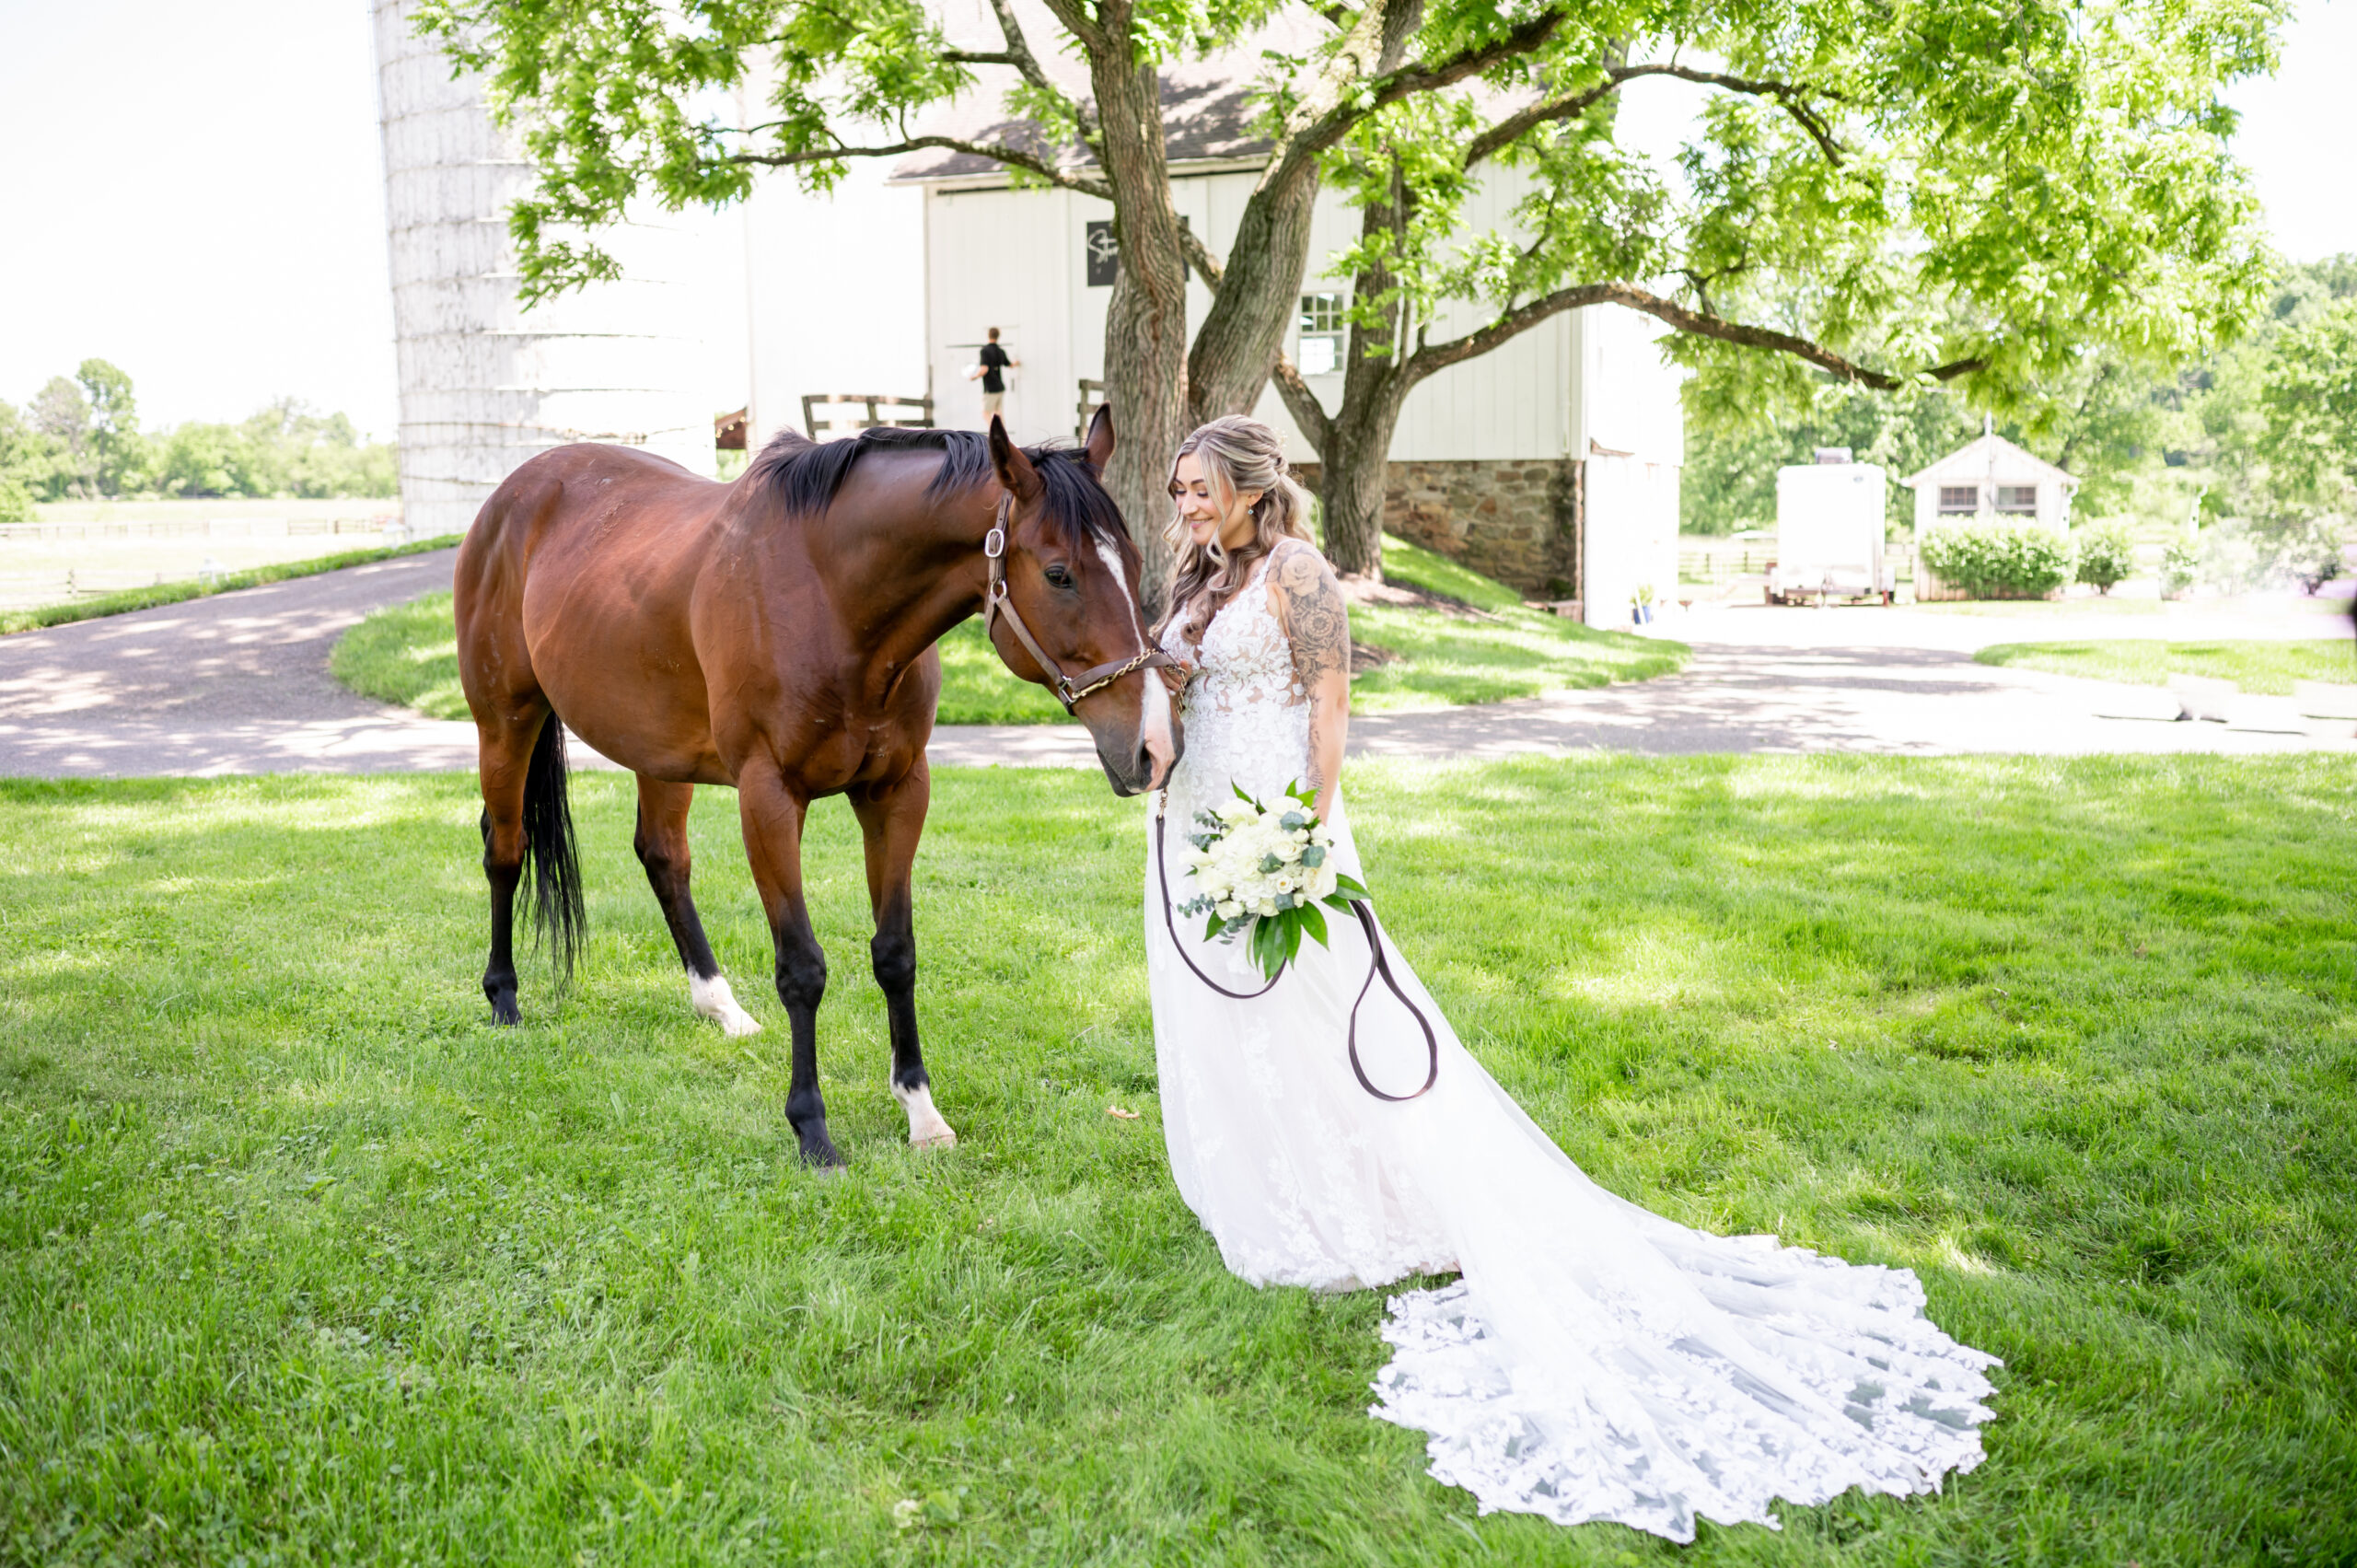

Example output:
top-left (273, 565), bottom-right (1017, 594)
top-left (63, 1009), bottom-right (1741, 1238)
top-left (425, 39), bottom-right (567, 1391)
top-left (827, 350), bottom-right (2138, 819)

top-left (1144, 415), bottom-right (1998, 1542)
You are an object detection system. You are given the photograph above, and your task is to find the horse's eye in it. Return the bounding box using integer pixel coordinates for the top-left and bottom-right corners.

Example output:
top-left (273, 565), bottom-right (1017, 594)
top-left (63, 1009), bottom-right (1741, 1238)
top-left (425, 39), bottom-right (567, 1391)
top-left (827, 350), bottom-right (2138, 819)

top-left (1044, 563), bottom-right (1074, 590)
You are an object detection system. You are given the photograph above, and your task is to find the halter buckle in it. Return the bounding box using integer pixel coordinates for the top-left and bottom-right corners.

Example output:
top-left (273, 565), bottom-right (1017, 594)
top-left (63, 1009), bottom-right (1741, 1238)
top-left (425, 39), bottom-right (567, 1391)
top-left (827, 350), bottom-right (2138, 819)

top-left (983, 526), bottom-right (1005, 560)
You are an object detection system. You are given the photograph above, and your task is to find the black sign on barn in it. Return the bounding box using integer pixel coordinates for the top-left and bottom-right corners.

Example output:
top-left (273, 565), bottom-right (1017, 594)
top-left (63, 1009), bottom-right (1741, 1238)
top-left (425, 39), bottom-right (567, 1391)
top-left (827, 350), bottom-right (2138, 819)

top-left (1085, 221), bottom-right (1119, 287)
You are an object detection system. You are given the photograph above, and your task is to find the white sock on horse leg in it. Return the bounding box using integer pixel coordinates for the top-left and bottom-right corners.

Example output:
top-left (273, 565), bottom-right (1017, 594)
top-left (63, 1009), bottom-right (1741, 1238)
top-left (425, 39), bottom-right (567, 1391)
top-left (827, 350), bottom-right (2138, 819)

top-left (894, 1081), bottom-right (958, 1148)
top-left (689, 971), bottom-right (762, 1037)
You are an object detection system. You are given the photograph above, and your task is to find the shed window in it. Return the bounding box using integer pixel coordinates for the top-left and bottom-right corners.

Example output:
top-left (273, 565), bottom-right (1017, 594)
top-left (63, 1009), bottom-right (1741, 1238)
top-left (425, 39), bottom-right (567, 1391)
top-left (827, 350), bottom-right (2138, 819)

top-left (1996, 484), bottom-right (2038, 514)
top-left (1298, 293), bottom-right (1346, 377)
top-left (1937, 485), bottom-right (1978, 514)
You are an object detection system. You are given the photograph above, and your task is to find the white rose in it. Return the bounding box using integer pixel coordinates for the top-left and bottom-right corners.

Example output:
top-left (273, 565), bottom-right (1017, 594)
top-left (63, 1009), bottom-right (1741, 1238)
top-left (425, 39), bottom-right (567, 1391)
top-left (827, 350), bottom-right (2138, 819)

top-left (1310, 865), bottom-right (1339, 900)
top-left (1215, 900), bottom-right (1242, 919)
top-left (1257, 899), bottom-right (1278, 918)
top-left (1272, 874), bottom-right (1296, 893)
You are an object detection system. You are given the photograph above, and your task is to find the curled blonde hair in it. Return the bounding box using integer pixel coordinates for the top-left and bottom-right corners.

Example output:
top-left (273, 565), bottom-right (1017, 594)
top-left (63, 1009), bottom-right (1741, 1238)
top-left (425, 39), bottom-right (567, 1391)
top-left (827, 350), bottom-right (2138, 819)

top-left (1157, 415), bottom-right (1315, 647)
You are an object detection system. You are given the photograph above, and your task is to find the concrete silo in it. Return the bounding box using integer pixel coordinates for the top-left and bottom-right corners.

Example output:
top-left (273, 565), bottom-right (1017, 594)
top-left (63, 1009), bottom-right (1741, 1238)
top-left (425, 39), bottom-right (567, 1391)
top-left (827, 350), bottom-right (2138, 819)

top-left (370, 0), bottom-right (714, 540)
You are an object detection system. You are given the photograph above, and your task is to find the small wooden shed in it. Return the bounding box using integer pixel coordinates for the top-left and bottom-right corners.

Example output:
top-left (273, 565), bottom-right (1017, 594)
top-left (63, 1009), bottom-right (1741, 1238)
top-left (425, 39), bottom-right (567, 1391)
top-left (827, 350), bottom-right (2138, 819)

top-left (1899, 433), bottom-right (2078, 535)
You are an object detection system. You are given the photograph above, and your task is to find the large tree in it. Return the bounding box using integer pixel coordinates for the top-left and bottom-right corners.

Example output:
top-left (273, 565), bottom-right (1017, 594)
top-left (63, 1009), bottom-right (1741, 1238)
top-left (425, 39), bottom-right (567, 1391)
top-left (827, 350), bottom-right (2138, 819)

top-left (414, 0), bottom-right (1659, 611)
top-left (1269, 0), bottom-right (2280, 575)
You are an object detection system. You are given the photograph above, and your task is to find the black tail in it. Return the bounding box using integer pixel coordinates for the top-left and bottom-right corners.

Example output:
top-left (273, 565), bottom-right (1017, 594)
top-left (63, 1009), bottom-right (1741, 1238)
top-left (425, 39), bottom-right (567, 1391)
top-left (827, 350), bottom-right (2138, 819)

top-left (519, 713), bottom-right (586, 985)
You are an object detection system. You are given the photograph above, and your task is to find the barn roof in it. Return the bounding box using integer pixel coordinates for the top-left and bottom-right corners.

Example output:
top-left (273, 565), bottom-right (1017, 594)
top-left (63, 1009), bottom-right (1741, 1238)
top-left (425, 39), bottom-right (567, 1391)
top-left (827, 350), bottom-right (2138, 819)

top-left (890, 6), bottom-right (1322, 183)
top-left (1899, 433), bottom-right (2079, 491)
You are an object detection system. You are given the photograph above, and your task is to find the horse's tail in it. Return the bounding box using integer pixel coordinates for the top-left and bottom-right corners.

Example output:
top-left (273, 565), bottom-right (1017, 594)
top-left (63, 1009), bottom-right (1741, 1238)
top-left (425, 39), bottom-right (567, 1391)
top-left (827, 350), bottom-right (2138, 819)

top-left (520, 711), bottom-right (587, 985)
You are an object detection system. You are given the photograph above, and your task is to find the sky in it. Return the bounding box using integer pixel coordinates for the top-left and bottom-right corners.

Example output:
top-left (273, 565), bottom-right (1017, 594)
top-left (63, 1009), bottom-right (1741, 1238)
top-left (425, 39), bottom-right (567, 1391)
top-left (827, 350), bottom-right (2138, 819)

top-left (0, 0), bottom-right (2351, 437)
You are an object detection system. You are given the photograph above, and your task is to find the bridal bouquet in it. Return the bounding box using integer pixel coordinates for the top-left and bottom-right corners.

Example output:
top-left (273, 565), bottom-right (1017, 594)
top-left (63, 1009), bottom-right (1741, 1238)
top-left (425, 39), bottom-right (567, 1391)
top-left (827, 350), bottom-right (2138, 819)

top-left (1174, 781), bottom-right (1369, 980)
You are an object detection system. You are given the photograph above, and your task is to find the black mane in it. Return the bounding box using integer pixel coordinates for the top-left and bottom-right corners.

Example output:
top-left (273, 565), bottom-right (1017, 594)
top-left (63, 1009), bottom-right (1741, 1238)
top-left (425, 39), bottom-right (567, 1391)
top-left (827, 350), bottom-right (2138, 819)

top-left (748, 426), bottom-right (1130, 552)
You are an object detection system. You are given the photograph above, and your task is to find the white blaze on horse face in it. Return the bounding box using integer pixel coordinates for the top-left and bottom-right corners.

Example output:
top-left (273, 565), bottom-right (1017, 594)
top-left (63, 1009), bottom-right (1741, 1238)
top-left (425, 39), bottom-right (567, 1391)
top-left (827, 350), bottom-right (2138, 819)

top-left (689, 971), bottom-right (762, 1037)
top-left (1094, 537), bottom-right (1176, 782)
top-left (894, 1080), bottom-right (958, 1148)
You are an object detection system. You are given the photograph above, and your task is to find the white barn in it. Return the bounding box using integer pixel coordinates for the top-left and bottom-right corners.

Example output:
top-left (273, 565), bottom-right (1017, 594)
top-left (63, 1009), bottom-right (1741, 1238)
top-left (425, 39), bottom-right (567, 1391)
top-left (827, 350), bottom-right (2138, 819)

top-left (1900, 433), bottom-right (2078, 536)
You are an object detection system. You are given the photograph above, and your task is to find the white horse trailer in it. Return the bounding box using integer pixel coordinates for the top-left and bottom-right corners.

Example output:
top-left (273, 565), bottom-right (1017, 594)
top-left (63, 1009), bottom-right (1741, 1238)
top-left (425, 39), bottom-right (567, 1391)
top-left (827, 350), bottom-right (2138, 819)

top-left (1769, 461), bottom-right (1895, 605)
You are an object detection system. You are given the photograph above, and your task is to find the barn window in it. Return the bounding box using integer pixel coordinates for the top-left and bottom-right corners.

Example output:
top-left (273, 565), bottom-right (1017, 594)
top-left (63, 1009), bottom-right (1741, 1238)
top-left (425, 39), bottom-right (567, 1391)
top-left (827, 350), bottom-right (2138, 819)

top-left (1996, 484), bottom-right (2038, 514)
top-left (1937, 485), bottom-right (1978, 514)
top-left (1298, 293), bottom-right (1346, 376)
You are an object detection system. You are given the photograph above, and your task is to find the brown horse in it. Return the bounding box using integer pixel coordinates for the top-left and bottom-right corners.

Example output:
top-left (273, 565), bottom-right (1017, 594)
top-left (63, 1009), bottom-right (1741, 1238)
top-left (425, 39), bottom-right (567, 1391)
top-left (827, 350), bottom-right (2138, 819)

top-left (453, 407), bottom-right (1178, 1167)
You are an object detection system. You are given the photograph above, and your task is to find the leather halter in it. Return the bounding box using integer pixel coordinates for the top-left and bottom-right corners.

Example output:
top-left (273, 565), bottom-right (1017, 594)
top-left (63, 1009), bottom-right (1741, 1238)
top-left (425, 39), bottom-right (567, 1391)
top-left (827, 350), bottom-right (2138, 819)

top-left (983, 493), bottom-right (1175, 712)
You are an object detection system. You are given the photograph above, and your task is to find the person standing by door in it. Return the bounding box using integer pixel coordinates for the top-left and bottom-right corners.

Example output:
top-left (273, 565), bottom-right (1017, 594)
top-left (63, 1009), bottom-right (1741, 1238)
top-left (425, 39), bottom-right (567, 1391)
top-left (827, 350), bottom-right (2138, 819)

top-left (967, 328), bottom-right (1016, 423)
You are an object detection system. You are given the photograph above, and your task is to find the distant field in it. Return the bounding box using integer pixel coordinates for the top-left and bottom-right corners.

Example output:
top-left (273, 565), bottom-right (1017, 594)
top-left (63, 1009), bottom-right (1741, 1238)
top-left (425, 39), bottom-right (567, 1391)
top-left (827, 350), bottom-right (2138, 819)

top-left (2, 499), bottom-right (405, 612)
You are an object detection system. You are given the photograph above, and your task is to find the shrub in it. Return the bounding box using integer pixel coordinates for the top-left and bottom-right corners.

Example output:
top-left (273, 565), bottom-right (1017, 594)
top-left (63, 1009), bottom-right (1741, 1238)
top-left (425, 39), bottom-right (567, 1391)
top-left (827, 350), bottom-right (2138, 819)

top-left (2162, 539), bottom-right (2200, 598)
top-left (1920, 521), bottom-right (2077, 598)
top-left (2074, 522), bottom-right (2136, 594)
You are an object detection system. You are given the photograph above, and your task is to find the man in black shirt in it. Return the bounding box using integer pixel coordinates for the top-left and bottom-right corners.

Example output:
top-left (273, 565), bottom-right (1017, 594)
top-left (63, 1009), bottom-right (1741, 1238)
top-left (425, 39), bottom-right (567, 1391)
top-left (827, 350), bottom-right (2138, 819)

top-left (967, 328), bottom-right (1016, 422)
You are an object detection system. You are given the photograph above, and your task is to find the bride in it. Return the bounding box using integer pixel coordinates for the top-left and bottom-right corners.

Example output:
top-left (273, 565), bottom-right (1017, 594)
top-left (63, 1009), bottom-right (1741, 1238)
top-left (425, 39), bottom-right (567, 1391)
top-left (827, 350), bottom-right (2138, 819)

top-left (1142, 415), bottom-right (1997, 1541)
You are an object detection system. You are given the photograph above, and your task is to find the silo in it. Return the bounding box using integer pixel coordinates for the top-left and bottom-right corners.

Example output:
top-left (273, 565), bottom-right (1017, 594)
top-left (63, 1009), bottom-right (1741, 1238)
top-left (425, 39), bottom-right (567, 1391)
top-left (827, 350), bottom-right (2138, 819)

top-left (370, 0), bottom-right (714, 540)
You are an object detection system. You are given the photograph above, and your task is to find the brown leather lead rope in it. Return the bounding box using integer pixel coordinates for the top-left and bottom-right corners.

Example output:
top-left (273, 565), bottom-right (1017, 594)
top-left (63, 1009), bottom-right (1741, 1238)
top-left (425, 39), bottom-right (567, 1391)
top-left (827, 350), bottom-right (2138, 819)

top-left (1155, 807), bottom-right (1439, 1100)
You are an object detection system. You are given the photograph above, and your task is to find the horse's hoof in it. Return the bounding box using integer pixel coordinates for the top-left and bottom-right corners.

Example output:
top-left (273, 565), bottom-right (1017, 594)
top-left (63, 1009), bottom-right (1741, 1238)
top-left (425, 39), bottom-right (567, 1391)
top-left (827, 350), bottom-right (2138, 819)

top-left (690, 973), bottom-right (762, 1037)
top-left (489, 1000), bottom-right (521, 1027)
top-left (893, 1082), bottom-right (957, 1150)
top-left (796, 1130), bottom-right (845, 1169)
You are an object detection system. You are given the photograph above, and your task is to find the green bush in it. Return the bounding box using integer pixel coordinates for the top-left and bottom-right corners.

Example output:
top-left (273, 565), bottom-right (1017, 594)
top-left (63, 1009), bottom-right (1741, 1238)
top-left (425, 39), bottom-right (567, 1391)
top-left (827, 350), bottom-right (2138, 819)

top-left (1920, 521), bottom-right (2077, 598)
top-left (2073, 521), bottom-right (2137, 594)
top-left (2162, 539), bottom-right (2201, 598)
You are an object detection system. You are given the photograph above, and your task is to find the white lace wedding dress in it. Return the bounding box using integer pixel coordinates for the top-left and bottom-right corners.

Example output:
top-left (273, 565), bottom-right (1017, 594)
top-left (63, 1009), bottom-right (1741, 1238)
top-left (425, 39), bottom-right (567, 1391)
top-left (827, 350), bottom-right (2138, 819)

top-left (1144, 544), bottom-right (1998, 1541)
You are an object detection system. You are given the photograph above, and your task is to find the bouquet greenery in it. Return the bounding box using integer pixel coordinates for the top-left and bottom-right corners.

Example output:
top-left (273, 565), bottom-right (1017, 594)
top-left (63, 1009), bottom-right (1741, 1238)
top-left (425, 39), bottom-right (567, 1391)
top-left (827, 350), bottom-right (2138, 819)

top-left (1174, 782), bottom-right (1369, 981)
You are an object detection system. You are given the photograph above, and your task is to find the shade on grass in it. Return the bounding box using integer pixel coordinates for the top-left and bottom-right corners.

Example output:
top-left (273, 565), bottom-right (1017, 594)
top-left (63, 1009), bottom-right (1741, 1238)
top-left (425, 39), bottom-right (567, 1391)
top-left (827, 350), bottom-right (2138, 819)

top-left (1975, 638), bottom-right (2357, 693)
top-left (1, 758), bottom-right (2351, 1565)
top-left (330, 534), bottom-right (1685, 726)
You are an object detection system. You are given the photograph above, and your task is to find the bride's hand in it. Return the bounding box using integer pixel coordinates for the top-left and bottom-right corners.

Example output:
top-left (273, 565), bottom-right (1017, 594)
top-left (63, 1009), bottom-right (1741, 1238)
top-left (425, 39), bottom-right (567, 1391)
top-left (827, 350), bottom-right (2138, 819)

top-left (1158, 657), bottom-right (1195, 696)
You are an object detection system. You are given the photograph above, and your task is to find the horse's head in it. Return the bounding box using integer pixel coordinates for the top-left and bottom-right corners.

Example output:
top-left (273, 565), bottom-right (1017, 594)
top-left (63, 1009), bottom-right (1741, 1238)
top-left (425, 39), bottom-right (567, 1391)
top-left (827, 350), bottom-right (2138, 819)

top-left (984, 407), bottom-right (1182, 796)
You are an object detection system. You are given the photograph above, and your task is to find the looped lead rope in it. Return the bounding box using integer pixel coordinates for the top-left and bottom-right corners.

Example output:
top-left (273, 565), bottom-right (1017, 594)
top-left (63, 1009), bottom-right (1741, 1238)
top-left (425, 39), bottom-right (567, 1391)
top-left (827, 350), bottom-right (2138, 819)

top-left (1155, 807), bottom-right (1438, 1101)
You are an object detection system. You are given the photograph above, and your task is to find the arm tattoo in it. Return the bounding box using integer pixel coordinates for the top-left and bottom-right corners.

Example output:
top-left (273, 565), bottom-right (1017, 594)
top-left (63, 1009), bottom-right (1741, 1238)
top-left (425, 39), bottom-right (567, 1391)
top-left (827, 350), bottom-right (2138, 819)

top-left (1275, 544), bottom-right (1350, 689)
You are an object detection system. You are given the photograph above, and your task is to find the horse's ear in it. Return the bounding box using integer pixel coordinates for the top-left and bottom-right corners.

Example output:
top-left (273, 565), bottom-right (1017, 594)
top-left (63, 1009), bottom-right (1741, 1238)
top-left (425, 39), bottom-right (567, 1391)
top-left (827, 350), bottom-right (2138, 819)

top-left (988, 415), bottom-right (1042, 504)
top-left (1082, 401), bottom-right (1115, 475)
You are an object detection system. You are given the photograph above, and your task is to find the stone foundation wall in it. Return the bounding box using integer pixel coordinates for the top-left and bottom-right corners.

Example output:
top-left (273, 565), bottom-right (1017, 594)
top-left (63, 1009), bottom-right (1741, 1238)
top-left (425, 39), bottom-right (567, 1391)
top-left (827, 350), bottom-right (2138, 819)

top-left (1294, 458), bottom-right (1582, 597)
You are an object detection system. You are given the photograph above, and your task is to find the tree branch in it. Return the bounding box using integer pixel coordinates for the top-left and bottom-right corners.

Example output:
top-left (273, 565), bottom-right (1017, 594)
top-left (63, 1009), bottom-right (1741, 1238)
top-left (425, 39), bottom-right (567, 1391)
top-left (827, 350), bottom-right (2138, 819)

top-left (1264, 4), bottom-right (1571, 190)
top-left (1400, 280), bottom-right (1981, 390)
top-left (1180, 225), bottom-right (1225, 292)
top-left (727, 135), bottom-right (1111, 202)
top-left (1270, 351), bottom-right (1335, 451)
top-left (976, 0), bottom-right (1098, 151)
top-left (1464, 62), bottom-right (1846, 170)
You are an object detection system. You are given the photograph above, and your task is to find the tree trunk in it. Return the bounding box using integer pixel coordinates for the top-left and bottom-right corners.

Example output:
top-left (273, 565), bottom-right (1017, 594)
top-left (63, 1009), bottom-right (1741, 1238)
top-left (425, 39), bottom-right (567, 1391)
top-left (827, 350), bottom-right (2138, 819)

top-left (1186, 172), bottom-right (1319, 422)
top-left (1086, 28), bottom-right (1190, 618)
top-left (1319, 389), bottom-right (1408, 576)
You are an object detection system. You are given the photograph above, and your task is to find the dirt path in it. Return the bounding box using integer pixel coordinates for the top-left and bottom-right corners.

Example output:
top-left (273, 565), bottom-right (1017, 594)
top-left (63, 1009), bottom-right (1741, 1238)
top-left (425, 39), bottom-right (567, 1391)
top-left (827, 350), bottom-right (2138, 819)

top-left (0, 553), bottom-right (2348, 778)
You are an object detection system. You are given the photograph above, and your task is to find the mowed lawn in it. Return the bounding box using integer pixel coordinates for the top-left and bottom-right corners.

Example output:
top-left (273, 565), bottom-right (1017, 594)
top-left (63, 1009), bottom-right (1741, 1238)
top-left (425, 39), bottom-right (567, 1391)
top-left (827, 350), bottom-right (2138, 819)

top-left (1, 759), bottom-right (2351, 1566)
top-left (1976, 638), bottom-right (2356, 694)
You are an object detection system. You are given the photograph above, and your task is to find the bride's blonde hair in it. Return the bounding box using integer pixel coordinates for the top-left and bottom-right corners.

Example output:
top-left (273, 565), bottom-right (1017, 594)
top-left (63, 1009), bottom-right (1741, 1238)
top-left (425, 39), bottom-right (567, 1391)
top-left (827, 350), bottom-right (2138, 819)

top-left (1156, 414), bottom-right (1315, 647)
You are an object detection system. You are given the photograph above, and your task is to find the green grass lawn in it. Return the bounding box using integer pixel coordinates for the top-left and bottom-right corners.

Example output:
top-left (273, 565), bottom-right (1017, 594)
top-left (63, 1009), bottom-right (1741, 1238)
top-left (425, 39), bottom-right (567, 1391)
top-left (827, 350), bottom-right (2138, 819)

top-left (1976, 638), bottom-right (2357, 693)
top-left (2, 758), bottom-right (2351, 1565)
top-left (331, 536), bottom-right (1685, 726)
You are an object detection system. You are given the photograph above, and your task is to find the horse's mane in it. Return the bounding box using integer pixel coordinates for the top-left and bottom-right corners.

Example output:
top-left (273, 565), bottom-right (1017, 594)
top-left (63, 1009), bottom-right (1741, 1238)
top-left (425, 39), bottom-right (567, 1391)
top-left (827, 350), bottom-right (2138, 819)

top-left (749, 426), bottom-right (1131, 552)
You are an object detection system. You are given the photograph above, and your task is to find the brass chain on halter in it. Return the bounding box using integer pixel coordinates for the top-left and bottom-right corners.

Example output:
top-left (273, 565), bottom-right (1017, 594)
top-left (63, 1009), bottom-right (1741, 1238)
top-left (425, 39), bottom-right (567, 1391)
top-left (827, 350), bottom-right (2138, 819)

top-left (982, 494), bottom-right (1174, 712)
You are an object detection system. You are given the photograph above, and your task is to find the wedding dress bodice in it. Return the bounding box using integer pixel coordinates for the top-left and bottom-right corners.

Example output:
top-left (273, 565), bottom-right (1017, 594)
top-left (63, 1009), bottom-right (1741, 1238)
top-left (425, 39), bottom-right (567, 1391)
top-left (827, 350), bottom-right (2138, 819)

top-left (1158, 545), bottom-right (1317, 824)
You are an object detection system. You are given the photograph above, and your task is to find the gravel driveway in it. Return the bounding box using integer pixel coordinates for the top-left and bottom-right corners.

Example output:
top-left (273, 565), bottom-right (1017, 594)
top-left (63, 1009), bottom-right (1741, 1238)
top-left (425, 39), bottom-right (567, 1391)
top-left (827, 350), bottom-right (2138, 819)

top-left (1, 552), bottom-right (2349, 778)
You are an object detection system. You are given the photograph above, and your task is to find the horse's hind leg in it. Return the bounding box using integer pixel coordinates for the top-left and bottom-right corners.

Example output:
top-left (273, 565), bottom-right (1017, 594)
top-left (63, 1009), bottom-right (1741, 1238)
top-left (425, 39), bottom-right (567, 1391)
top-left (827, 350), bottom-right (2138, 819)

top-left (477, 706), bottom-right (543, 1026)
top-left (633, 775), bottom-right (761, 1038)
top-left (852, 763), bottom-right (955, 1150)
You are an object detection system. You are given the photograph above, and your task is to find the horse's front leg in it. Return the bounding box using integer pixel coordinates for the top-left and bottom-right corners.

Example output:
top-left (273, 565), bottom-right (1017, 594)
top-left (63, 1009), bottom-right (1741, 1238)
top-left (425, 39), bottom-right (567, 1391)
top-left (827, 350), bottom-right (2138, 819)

top-left (852, 762), bottom-right (955, 1150)
top-left (737, 763), bottom-right (841, 1167)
